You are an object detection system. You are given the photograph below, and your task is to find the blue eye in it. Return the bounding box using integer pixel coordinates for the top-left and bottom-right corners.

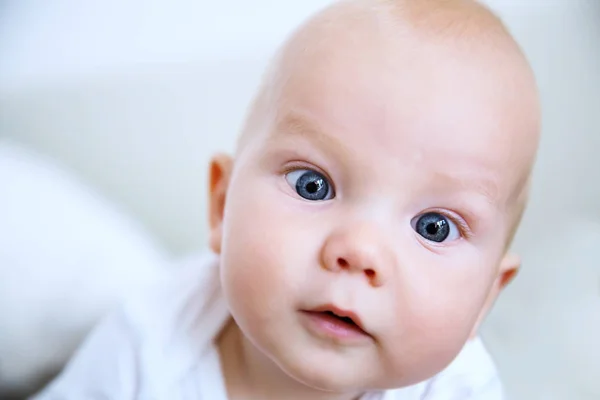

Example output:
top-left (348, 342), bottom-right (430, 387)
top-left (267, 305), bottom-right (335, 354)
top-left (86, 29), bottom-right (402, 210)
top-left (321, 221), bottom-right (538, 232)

top-left (285, 169), bottom-right (334, 201)
top-left (412, 212), bottom-right (460, 243)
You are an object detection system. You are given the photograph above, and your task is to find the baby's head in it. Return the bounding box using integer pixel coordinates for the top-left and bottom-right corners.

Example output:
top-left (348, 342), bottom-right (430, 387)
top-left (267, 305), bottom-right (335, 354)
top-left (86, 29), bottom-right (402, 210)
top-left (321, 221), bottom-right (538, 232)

top-left (209, 0), bottom-right (539, 393)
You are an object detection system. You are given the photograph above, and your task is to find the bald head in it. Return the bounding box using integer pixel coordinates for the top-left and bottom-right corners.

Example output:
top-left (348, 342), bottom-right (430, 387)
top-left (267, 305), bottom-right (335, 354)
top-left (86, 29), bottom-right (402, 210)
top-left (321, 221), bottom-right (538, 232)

top-left (239, 0), bottom-right (538, 148)
top-left (235, 0), bottom-right (540, 247)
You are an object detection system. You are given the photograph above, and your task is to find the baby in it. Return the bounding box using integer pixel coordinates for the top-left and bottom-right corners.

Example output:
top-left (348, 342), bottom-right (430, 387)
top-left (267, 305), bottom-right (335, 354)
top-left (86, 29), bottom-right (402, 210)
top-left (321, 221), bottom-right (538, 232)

top-left (33, 0), bottom-right (540, 399)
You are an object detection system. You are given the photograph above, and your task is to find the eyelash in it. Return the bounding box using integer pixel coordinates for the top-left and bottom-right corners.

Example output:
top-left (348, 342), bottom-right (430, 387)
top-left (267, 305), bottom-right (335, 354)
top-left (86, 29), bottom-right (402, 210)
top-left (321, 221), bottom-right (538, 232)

top-left (423, 208), bottom-right (472, 240)
top-left (280, 161), bottom-right (473, 239)
top-left (281, 161), bottom-right (337, 191)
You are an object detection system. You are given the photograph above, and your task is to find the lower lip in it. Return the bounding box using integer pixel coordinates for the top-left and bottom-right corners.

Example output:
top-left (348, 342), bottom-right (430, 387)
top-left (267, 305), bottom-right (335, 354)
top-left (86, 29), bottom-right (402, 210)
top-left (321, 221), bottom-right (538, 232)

top-left (300, 311), bottom-right (371, 343)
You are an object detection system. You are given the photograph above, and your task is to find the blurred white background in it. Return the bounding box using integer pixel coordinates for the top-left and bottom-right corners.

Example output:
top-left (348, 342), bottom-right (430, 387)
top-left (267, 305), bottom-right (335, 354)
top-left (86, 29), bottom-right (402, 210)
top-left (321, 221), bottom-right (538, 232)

top-left (0, 1), bottom-right (598, 399)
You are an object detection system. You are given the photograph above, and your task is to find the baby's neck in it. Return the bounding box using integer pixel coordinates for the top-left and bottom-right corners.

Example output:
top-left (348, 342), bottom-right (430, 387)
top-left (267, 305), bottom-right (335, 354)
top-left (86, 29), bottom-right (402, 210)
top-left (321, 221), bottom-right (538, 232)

top-left (216, 319), bottom-right (365, 400)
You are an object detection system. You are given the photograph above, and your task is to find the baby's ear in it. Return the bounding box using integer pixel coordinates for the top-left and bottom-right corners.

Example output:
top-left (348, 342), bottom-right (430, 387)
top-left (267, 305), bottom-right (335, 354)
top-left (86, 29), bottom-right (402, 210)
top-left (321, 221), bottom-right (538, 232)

top-left (208, 154), bottom-right (234, 254)
top-left (469, 253), bottom-right (520, 339)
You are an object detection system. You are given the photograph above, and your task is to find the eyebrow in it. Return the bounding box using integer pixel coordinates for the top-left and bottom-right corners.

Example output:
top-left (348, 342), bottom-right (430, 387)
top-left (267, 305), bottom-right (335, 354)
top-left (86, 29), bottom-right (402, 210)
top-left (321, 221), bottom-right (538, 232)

top-left (430, 170), bottom-right (501, 207)
top-left (270, 110), bottom-right (354, 158)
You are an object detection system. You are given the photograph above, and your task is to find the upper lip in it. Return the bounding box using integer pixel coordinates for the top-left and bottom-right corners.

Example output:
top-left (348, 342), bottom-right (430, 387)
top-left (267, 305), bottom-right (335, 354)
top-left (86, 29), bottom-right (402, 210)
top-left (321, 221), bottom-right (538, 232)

top-left (307, 304), bottom-right (367, 333)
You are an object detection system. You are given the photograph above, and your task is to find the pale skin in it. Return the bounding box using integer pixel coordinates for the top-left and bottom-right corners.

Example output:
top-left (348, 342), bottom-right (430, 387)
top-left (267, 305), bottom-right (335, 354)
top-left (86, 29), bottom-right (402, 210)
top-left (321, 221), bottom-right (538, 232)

top-left (207, 1), bottom-right (540, 400)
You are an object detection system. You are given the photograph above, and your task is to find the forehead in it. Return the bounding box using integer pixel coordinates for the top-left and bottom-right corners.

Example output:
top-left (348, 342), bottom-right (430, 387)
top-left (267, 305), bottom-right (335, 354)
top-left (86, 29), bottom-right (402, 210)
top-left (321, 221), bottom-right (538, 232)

top-left (268, 36), bottom-right (533, 202)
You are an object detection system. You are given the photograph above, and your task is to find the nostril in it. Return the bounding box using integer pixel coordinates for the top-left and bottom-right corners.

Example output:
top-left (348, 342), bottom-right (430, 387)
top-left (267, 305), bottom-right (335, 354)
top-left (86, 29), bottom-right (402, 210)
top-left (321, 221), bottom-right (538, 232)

top-left (365, 269), bottom-right (375, 279)
top-left (337, 258), bottom-right (349, 268)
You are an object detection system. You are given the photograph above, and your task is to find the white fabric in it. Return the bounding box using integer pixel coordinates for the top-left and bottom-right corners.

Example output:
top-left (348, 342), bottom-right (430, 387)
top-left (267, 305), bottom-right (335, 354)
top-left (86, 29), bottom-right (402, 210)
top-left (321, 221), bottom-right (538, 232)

top-left (32, 253), bottom-right (503, 400)
top-left (0, 140), bottom-right (169, 394)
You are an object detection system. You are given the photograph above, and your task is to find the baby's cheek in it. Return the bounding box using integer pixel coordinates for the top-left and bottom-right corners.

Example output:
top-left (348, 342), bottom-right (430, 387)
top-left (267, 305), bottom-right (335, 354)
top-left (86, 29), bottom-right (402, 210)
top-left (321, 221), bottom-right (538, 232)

top-left (381, 280), bottom-right (484, 382)
top-left (221, 186), bottom-right (305, 321)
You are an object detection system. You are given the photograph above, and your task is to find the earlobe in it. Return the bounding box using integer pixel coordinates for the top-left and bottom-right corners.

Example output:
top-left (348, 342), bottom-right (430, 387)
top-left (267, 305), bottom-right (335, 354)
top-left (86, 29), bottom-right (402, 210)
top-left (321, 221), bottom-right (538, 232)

top-left (208, 154), bottom-right (234, 254)
top-left (469, 253), bottom-right (521, 339)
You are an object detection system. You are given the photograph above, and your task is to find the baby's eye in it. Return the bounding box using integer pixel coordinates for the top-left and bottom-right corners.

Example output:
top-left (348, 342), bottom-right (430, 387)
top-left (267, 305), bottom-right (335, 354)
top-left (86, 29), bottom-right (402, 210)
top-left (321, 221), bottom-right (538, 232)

top-left (285, 169), bottom-right (334, 201)
top-left (411, 212), bottom-right (460, 243)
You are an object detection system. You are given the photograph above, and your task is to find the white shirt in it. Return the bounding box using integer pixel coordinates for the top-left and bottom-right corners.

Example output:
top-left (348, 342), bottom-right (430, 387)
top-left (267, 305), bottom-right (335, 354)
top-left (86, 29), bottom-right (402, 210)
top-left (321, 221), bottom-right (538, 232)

top-left (32, 253), bottom-right (503, 400)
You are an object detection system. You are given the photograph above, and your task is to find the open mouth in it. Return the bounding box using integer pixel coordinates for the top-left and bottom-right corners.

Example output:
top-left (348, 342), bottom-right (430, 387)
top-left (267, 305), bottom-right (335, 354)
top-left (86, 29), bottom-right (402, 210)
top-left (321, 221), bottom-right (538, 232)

top-left (301, 305), bottom-right (370, 340)
top-left (321, 310), bottom-right (359, 327)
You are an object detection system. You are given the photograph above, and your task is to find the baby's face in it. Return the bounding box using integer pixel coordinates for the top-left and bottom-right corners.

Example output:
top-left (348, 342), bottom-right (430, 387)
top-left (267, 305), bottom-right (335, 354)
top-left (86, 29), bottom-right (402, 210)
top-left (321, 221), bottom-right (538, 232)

top-left (212, 7), bottom-right (538, 392)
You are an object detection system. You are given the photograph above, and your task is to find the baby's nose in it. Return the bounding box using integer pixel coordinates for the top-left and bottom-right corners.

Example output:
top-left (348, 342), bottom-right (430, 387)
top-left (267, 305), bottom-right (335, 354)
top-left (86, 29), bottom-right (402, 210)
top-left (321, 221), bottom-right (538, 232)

top-left (321, 223), bottom-right (393, 287)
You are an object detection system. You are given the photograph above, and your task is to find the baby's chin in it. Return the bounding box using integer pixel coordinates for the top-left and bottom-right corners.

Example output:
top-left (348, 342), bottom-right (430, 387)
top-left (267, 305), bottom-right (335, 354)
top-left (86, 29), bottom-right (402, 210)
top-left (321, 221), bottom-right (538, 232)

top-left (275, 354), bottom-right (377, 393)
top-left (264, 332), bottom-right (460, 394)
top-left (262, 340), bottom-right (406, 393)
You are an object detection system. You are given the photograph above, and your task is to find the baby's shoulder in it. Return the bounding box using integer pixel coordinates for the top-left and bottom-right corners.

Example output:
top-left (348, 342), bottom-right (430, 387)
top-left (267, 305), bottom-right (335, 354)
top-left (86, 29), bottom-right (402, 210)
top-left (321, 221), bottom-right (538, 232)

top-left (32, 252), bottom-right (229, 400)
top-left (123, 252), bottom-right (223, 331)
top-left (119, 252), bottom-right (230, 396)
